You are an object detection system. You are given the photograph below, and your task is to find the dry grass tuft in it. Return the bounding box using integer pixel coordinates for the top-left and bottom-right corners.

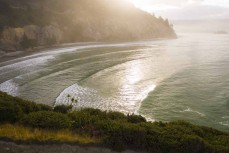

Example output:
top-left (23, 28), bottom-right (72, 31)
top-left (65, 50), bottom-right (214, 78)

top-left (0, 124), bottom-right (99, 144)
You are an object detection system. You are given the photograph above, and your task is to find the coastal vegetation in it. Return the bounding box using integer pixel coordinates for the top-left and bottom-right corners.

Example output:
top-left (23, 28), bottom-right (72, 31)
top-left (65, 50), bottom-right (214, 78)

top-left (0, 91), bottom-right (228, 153)
top-left (0, 124), bottom-right (98, 144)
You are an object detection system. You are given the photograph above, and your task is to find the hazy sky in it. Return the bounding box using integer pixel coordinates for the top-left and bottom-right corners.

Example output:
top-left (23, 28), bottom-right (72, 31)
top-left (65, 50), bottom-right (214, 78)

top-left (129, 0), bottom-right (229, 20)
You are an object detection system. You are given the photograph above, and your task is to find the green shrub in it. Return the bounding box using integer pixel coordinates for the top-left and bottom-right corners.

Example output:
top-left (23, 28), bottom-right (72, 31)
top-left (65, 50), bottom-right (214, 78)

top-left (68, 111), bottom-right (98, 129)
top-left (0, 91), bottom-right (229, 153)
top-left (54, 105), bottom-right (73, 113)
top-left (81, 108), bottom-right (107, 118)
top-left (38, 104), bottom-right (53, 111)
top-left (127, 114), bottom-right (146, 123)
top-left (16, 100), bottom-right (52, 114)
top-left (22, 111), bottom-right (71, 129)
top-left (180, 135), bottom-right (209, 153)
top-left (0, 92), bottom-right (52, 114)
top-left (97, 120), bottom-right (147, 151)
top-left (106, 111), bottom-right (126, 120)
top-left (0, 101), bottom-right (23, 123)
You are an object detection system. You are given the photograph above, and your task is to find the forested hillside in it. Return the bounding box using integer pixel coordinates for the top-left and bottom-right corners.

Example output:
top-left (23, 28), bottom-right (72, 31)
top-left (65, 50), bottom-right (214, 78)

top-left (0, 0), bottom-right (176, 51)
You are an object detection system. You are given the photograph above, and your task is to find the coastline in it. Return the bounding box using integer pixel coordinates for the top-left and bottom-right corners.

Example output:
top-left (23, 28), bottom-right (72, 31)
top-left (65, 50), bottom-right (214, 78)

top-left (0, 37), bottom-right (176, 64)
top-left (0, 42), bottom-right (100, 63)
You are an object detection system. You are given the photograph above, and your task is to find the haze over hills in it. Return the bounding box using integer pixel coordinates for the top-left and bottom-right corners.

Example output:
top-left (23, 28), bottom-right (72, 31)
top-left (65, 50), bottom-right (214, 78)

top-left (172, 19), bottom-right (229, 34)
top-left (0, 0), bottom-right (176, 51)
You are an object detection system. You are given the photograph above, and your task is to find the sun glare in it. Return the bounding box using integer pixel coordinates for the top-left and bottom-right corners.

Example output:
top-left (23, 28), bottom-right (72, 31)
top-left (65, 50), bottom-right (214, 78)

top-left (128, 0), bottom-right (145, 8)
top-left (128, 0), bottom-right (173, 12)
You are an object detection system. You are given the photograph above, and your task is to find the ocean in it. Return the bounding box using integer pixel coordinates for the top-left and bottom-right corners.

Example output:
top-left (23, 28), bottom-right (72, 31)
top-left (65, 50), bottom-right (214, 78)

top-left (0, 20), bottom-right (228, 132)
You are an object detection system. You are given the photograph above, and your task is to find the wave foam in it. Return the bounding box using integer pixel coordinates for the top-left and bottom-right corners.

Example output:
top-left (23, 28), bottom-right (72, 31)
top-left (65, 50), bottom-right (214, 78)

top-left (0, 80), bottom-right (18, 96)
top-left (56, 81), bottom-right (157, 116)
top-left (0, 55), bottom-right (55, 75)
top-left (219, 121), bottom-right (229, 127)
top-left (179, 107), bottom-right (206, 117)
top-left (55, 84), bottom-right (121, 112)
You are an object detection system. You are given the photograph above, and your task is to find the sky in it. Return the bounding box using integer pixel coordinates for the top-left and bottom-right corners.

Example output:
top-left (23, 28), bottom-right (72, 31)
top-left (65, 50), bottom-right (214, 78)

top-left (129, 0), bottom-right (229, 20)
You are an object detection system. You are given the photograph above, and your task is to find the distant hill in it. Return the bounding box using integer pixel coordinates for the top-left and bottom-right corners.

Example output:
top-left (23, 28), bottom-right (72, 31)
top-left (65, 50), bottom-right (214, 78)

top-left (215, 30), bottom-right (228, 34)
top-left (0, 0), bottom-right (176, 51)
top-left (172, 19), bottom-right (229, 34)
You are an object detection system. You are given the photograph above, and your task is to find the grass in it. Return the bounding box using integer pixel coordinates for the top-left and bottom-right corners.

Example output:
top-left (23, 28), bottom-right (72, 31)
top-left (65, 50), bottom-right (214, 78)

top-left (0, 124), bottom-right (99, 144)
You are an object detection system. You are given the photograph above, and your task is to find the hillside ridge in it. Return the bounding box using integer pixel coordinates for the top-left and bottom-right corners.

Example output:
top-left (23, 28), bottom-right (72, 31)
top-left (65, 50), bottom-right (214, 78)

top-left (0, 0), bottom-right (176, 51)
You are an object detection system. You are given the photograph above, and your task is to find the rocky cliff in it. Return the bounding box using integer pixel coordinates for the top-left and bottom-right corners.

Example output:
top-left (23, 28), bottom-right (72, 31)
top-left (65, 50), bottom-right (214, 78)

top-left (0, 0), bottom-right (176, 51)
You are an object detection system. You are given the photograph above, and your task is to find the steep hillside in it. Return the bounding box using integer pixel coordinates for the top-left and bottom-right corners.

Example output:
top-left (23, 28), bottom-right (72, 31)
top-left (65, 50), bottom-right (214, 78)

top-left (0, 0), bottom-right (176, 51)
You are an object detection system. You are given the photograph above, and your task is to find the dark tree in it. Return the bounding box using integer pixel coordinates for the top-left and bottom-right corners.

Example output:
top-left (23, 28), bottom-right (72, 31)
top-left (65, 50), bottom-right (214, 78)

top-left (20, 34), bottom-right (38, 49)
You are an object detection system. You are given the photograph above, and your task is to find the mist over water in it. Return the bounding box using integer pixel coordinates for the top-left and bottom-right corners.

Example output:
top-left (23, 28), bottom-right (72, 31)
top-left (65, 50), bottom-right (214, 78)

top-left (173, 19), bottom-right (229, 33)
top-left (0, 21), bottom-right (228, 132)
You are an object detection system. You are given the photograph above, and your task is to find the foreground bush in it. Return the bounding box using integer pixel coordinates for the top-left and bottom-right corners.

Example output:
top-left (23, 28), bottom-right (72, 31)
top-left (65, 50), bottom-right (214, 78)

top-left (127, 114), bottom-right (147, 123)
top-left (0, 92), bottom-right (52, 115)
top-left (69, 110), bottom-right (229, 152)
top-left (0, 101), bottom-right (23, 123)
top-left (0, 91), bottom-right (228, 153)
top-left (22, 111), bottom-right (71, 129)
top-left (54, 105), bottom-right (73, 113)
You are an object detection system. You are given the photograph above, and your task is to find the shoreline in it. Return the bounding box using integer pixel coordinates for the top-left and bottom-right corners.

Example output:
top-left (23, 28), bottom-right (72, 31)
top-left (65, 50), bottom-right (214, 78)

top-left (0, 42), bottom-right (101, 64)
top-left (0, 37), bottom-right (175, 64)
